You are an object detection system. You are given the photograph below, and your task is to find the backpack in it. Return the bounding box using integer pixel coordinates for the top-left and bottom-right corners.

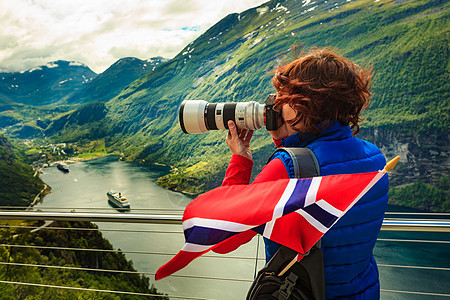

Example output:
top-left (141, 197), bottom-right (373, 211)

top-left (246, 147), bottom-right (326, 300)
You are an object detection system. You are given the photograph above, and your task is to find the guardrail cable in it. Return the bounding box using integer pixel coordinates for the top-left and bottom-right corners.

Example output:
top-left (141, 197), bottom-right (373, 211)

top-left (0, 206), bottom-right (185, 212)
top-left (0, 225), bottom-right (183, 234)
top-left (0, 244), bottom-right (266, 261)
top-left (0, 280), bottom-right (210, 300)
top-left (2, 279), bottom-right (448, 298)
top-left (384, 212), bottom-right (450, 217)
top-left (381, 289), bottom-right (450, 297)
top-left (0, 261), bottom-right (147, 275)
top-left (377, 264), bottom-right (450, 271)
top-left (3, 257), bottom-right (447, 277)
top-left (0, 262), bottom-right (254, 283)
top-left (377, 238), bottom-right (450, 244)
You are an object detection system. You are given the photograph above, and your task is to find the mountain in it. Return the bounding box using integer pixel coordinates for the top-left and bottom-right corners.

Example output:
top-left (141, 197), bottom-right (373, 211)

top-left (66, 57), bottom-right (168, 104)
top-left (101, 0), bottom-right (448, 208)
top-left (44, 102), bottom-right (110, 142)
top-left (0, 96), bottom-right (14, 112)
top-left (0, 60), bottom-right (97, 106)
top-left (0, 135), bottom-right (47, 207)
top-left (0, 57), bottom-right (167, 138)
top-left (3, 0), bottom-right (449, 210)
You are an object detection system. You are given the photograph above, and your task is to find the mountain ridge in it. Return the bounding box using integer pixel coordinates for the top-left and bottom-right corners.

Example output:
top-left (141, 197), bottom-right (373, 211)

top-left (0, 60), bottom-right (97, 106)
top-left (66, 56), bottom-right (168, 104)
top-left (0, 56), bottom-right (168, 138)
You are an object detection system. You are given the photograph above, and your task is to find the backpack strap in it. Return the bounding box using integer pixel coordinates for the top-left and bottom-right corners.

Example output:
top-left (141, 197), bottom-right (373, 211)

top-left (248, 147), bottom-right (326, 300)
top-left (268, 147), bottom-right (320, 178)
top-left (268, 147), bottom-right (323, 247)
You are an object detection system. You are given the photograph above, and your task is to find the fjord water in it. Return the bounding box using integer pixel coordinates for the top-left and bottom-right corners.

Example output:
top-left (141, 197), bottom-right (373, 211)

top-left (37, 155), bottom-right (449, 299)
top-left (37, 155), bottom-right (260, 299)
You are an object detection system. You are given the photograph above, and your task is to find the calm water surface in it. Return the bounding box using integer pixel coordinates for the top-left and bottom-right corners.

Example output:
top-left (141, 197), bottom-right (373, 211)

top-left (37, 155), bottom-right (450, 299)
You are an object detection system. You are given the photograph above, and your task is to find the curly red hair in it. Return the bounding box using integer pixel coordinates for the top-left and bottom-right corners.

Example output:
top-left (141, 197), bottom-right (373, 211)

top-left (272, 47), bottom-right (372, 135)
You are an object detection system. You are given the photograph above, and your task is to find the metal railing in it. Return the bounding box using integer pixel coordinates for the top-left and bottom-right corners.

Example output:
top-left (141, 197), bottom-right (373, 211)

top-left (0, 209), bottom-right (449, 299)
top-left (1, 211), bottom-right (449, 231)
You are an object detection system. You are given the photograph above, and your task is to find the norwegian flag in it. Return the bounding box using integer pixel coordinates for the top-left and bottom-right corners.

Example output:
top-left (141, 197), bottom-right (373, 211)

top-left (155, 170), bottom-right (387, 280)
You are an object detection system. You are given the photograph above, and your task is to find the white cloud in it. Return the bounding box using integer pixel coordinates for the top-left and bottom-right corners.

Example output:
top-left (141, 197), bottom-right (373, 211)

top-left (0, 0), bottom-right (267, 73)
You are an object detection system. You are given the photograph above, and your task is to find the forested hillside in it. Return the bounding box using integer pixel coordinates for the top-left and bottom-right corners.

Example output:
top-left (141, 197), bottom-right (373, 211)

top-left (0, 135), bottom-right (47, 207)
top-left (0, 221), bottom-right (166, 299)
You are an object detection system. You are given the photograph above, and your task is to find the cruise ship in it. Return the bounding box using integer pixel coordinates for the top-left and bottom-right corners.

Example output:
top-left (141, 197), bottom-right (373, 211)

top-left (107, 190), bottom-right (130, 210)
top-left (57, 163), bottom-right (69, 173)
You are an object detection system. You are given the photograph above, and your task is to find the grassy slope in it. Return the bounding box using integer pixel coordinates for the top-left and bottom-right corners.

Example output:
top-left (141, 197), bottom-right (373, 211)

top-left (0, 135), bottom-right (46, 207)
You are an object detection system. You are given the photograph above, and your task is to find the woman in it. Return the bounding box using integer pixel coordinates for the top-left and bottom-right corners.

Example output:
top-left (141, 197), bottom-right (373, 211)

top-left (222, 48), bottom-right (389, 299)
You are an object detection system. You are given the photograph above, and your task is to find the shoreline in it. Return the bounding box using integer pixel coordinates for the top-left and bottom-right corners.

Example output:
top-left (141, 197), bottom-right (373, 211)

top-left (27, 183), bottom-right (51, 210)
top-left (60, 152), bottom-right (122, 164)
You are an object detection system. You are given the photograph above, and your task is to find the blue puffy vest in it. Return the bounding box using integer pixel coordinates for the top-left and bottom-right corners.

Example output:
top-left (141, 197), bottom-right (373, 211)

top-left (265, 122), bottom-right (388, 299)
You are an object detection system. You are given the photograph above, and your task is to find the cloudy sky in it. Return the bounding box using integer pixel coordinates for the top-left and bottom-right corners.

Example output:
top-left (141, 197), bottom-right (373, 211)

top-left (0, 0), bottom-right (267, 73)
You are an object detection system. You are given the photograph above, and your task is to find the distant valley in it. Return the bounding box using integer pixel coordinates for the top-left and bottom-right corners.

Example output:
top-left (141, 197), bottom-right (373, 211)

top-left (0, 57), bottom-right (167, 139)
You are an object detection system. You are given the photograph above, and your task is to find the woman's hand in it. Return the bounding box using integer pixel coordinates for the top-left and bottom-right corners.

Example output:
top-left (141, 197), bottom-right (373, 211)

top-left (226, 120), bottom-right (253, 161)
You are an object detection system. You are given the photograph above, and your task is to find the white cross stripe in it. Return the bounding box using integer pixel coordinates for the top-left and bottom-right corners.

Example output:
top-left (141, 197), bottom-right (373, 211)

top-left (294, 199), bottom-right (344, 233)
top-left (181, 242), bottom-right (212, 252)
top-left (263, 179), bottom-right (297, 238)
top-left (295, 209), bottom-right (328, 233)
top-left (183, 217), bottom-right (255, 232)
top-left (315, 199), bottom-right (344, 217)
top-left (305, 177), bottom-right (321, 207)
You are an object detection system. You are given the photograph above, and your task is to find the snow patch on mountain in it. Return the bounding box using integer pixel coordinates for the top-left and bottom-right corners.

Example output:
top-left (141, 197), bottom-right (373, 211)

top-left (272, 3), bottom-right (288, 12)
top-left (69, 61), bottom-right (86, 67)
top-left (46, 62), bottom-right (59, 68)
top-left (26, 67), bottom-right (42, 73)
top-left (257, 6), bottom-right (268, 15)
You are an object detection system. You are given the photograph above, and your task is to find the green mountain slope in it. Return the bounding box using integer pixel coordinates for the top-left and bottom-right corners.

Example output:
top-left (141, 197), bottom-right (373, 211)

top-left (98, 0), bottom-right (448, 200)
top-left (44, 102), bottom-right (109, 141)
top-left (0, 103), bottom-right (75, 139)
top-left (0, 135), bottom-right (47, 207)
top-left (0, 221), bottom-right (166, 299)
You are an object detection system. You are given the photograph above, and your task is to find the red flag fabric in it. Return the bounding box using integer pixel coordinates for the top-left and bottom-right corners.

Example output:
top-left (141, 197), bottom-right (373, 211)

top-left (155, 171), bottom-right (385, 280)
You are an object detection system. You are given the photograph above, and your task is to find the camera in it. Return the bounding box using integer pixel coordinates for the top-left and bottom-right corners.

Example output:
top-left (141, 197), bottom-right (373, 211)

top-left (179, 94), bottom-right (281, 134)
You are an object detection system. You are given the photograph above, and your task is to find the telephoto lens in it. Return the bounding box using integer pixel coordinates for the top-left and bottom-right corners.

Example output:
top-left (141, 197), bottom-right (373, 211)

top-left (179, 100), bottom-right (266, 134)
